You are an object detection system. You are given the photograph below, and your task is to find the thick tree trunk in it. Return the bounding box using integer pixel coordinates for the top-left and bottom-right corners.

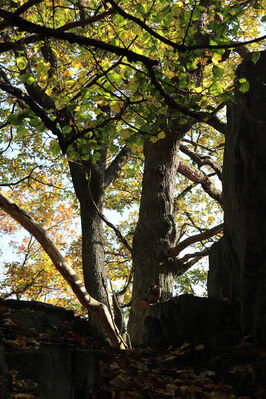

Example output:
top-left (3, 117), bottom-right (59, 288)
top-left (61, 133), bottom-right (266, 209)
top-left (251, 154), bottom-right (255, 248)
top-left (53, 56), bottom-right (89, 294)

top-left (128, 124), bottom-right (192, 346)
top-left (208, 51), bottom-right (266, 345)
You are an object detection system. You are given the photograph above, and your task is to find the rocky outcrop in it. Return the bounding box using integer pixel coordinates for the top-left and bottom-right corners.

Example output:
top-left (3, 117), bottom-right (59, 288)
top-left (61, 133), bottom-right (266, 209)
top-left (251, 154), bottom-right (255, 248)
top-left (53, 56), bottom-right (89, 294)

top-left (143, 294), bottom-right (240, 351)
top-left (0, 300), bottom-right (99, 398)
top-left (208, 51), bottom-right (266, 345)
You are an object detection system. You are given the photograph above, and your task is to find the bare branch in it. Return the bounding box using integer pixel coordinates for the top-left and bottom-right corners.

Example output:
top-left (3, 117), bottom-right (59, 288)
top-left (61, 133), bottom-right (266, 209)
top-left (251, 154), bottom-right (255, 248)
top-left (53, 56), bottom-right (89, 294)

top-left (96, 209), bottom-right (133, 254)
top-left (0, 166), bottom-right (39, 187)
top-left (104, 146), bottom-right (131, 188)
top-left (177, 159), bottom-right (223, 206)
top-left (168, 223), bottom-right (223, 257)
top-left (56, 8), bottom-right (115, 32)
top-left (162, 248), bottom-right (209, 276)
top-left (180, 144), bottom-right (222, 180)
top-left (178, 248), bottom-right (210, 264)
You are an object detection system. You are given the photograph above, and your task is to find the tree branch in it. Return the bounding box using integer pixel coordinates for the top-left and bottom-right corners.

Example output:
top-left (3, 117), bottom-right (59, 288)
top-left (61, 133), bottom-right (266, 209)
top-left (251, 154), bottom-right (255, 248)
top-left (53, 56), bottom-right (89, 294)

top-left (0, 166), bottom-right (39, 187)
top-left (177, 159), bottom-right (223, 206)
top-left (0, 80), bottom-right (64, 145)
top-left (180, 144), bottom-right (222, 180)
top-left (0, 10), bottom-right (158, 67)
top-left (168, 223), bottom-right (223, 257)
top-left (146, 66), bottom-right (226, 134)
top-left (178, 248), bottom-right (210, 264)
top-left (0, 190), bottom-right (126, 349)
top-left (92, 205), bottom-right (133, 254)
top-left (104, 0), bottom-right (266, 52)
top-left (162, 248), bottom-right (210, 276)
top-left (104, 146), bottom-right (131, 188)
top-left (0, 0), bottom-right (45, 29)
top-left (56, 8), bottom-right (115, 32)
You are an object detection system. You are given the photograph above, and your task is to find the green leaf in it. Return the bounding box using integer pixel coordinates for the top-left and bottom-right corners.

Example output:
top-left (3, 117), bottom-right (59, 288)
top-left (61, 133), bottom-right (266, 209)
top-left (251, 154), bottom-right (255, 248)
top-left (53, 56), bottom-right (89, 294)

top-left (112, 73), bottom-right (122, 83)
top-left (212, 65), bottom-right (224, 78)
top-left (62, 126), bottom-right (72, 134)
top-left (261, 15), bottom-right (266, 23)
top-left (209, 82), bottom-right (223, 95)
top-left (7, 110), bottom-right (29, 126)
top-left (91, 151), bottom-right (101, 164)
top-left (80, 88), bottom-right (90, 99)
top-left (16, 56), bottom-right (27, 70)
top-left (20, 73), bottom-right (35, 85)
top-left (251, 52), bottom-right (260, 64)
top-left (239, 81), bottom-right (250, 93)
top-left (50, 140), bottom-right (61, 155)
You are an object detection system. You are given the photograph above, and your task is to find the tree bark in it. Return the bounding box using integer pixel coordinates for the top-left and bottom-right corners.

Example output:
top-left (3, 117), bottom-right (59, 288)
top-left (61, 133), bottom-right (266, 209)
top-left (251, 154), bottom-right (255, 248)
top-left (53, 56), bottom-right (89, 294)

top-left (69, 152), bottom-right (110, 337)
top-left (69, 157), bottom-right (107, 304)
top-left (128, 123), bottom-right (192, 345)
top-left (208, 51), bottom-right (266, 345)
top-left (0, 190), bottom-right (126, 348)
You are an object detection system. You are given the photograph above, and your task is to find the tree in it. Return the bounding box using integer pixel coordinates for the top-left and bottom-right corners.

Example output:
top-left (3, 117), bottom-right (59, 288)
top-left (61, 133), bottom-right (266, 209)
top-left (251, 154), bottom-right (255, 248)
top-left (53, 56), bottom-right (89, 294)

top-left (0, 0), bottom-right (264, 346)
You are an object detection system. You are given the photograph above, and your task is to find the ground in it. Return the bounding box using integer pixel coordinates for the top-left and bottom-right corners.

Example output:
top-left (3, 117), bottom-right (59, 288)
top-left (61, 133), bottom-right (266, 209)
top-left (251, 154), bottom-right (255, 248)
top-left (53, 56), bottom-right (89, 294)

top-left (0, 300), bottom-right (265, 398)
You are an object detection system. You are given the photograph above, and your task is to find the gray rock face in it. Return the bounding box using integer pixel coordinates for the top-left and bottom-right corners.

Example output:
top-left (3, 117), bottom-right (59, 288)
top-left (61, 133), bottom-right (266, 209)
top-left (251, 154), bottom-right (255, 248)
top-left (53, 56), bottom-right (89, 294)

top-left (0, 300), bottom-right (99, 398)
top-left (143, 295), bottom-right (240, 351)
top-left (208, 51), bottom-right (266, 345)
top-left (6, 347), bottom-right (98, 399)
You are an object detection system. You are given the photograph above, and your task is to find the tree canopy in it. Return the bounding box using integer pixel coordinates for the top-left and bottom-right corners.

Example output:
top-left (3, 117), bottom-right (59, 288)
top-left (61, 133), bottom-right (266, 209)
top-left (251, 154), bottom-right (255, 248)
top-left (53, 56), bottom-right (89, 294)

top-left (0, 0), bottom-right (265, 346)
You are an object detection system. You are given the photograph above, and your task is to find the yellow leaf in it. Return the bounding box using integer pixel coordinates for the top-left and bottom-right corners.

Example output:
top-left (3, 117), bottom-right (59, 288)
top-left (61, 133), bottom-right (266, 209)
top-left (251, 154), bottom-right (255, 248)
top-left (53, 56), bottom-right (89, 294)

top-left (166, 383), bottom-right (178, 394)
top-left (120, 129), bottom-right (131, 139)
top-left (110, 102), bottom-right (122, 113)
top-left (194, 87), bottom-right (203, 93)
top-left (150, 136), bottom-right (158, 143)
top-left (6, 337), bottom-right (26, 348)
top-left (163, 70), bottom-right (176, 78)
top-left (212, 53), bottom-right (222, 65)
top-left (72, 59), bottom-right (82, 69)
top-left (77, 70), bottom-right (87, 79)
top-left (128, 142), bottom-right (138, 153)
top-left (177, 1), bottom-right (183, 6)
top-left (157, 131), bottom-right (166, 140)
top-left (195, 344), bottom-right (205, 351)
top-left (64, 69), bottom-right (74, 77)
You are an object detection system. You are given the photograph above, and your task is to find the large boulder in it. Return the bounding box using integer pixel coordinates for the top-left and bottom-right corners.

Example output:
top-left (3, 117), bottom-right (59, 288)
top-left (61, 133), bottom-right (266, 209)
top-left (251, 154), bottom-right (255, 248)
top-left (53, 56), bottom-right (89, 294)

top-left (0, 300), bottom-right (99, 398)
top-left (143, 295), bottom-right (240, 351)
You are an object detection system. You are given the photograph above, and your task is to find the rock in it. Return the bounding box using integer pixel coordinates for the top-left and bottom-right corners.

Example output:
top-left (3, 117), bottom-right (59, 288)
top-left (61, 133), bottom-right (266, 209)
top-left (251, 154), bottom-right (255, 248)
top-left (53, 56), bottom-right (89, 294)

top-left (0, 340), bottom-right (11, 399)
top-left (0, 299), bottom-right (99, 398)
top-left (143, 295), bottom-right (240, 351)
top-left (6, 347), bottom-right (98, 399)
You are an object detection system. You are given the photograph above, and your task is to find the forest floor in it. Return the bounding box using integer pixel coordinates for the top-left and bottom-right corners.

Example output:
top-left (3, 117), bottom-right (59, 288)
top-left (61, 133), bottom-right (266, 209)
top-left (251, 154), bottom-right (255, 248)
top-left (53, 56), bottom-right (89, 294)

top-left (0, 300), bottom-right (265, 398)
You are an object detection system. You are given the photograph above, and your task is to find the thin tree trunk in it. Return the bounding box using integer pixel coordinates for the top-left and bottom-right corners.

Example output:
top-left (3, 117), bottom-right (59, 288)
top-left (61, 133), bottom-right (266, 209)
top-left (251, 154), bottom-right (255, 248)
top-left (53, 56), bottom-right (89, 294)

top-left (69, 158), bottom-right (108, 304)
top-left (69, 153), bottom-right (109, 337)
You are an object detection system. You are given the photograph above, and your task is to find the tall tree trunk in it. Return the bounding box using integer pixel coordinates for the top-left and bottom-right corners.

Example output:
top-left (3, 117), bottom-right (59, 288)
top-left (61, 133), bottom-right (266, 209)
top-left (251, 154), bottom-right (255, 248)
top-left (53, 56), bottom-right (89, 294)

top-left (208, 51), bottom-right (266, 345)
top-left (69, 152), bottom-right (109, 335)
top-left (128, 124), bottom-right (192, 346)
